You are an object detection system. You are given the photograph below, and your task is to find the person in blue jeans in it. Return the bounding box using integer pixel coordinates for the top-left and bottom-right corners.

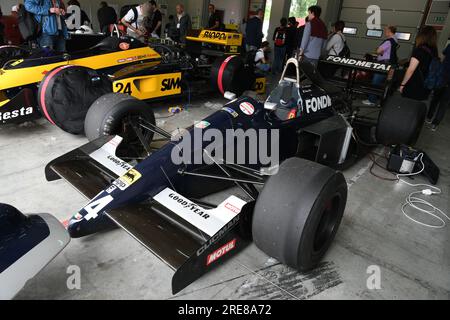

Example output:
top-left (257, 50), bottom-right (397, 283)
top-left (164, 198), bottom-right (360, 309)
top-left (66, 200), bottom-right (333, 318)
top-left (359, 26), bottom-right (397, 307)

top-left (363, 26), bottom-right (398, 106)
top-left (272, 18), bottom-right (288, 74)
top-left (25, 0), bottom-right (68, 52)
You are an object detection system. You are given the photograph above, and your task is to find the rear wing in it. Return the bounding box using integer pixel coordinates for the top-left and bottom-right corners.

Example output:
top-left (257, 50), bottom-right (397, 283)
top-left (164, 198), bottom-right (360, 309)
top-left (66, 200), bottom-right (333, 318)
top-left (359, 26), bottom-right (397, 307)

top-left (186, 29), bottom-right (243, 55)
top-left (46, 136), bottom-right (253, 294)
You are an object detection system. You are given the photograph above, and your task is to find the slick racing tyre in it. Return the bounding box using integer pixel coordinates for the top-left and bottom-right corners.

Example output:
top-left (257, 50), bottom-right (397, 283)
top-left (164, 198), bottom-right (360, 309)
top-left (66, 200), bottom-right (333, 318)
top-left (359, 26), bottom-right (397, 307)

top-left (211, 55), bottom-right (255, 96)
top-left (252, 158), bottom-right (347, 271)
top-left (376, 93), bottom-right (427, 146)
top-left (85, 93), bottom-right (155, 158)
top-left (38, 65), bottom-right (112, 134)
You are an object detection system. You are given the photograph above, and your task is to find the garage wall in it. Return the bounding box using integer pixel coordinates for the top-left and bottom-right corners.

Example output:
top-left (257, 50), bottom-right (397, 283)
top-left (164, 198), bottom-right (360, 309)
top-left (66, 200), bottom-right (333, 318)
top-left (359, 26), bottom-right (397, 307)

top-left (211, 0), bottom-right (242, 25)
top-left (339, 0), bottom-right (430, 59)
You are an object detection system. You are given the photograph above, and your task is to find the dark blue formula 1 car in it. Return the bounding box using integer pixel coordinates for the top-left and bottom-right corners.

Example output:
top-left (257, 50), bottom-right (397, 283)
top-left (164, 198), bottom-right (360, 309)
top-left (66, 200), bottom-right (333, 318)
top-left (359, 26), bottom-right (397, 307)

top-left (0, 204), bottom-right (70, 299)
top-left (45, 58), bottom-right (427, 294)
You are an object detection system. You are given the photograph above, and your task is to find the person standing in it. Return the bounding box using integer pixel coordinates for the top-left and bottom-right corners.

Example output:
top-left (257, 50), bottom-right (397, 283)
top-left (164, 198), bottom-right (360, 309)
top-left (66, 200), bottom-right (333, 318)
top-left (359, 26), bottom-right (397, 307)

top-left (170, 4), bottom-right (191, 44)
top-left (148, 0), bottom-right (162, 38)
top-left (325, 20), bottom-right (346, 56)
top-left (245, 9), bottom-right (264, 52)
top-left (427, 44), bottom-right (450, 131)
top-left (285, 17), bottom-right (299, 60)
top-left (298, 5), bottom-right (328, 67)
top-left (399, 26), bottom-right (438, 102)
top-left (363, 25), bottom-right (399, 106)
top-left (272, 18), bottom-right (288, 74)
top-left (121, 2), bottom-right (152, 42)
top-left (25, 0), bottom-right (68, 52)
top-left (0, 6), bottom-right (5, 45)
top-left (97, 1), bottom-right (117, 33)
top-left (207, 4), bottom-right (222, 30)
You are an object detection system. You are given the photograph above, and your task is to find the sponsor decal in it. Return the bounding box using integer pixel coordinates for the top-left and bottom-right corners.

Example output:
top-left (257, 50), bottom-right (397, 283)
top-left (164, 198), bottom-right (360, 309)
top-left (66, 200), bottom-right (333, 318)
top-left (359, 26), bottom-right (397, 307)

top-left (74, 213), bottom-right (83, 221)
top-left (168, 193), bottom-right (210, 220)
top-left (154, 188), bottom-right (245, 237)
top-left (10, 59), bottom-right (23, 66)
top-left (221, 107), bottom-right (239, 118)
top-left (195, 120), bottom-right (211, 129)
top-left (161, 77), bottom-right (181, 91)
top-left (288, 109), bottom-right (297, 119)
top-left (206, 239), bottom-right (236, 266)
top-left (224, 202), bottom-right (241, 214)
top-left (0, 107), bottom-right (34, 122)
top-left (239, 102), bottom-right (255, 116)
top-left (117, 54), bottom-right (155, 64)
top-left (106, 155), bottom-right (132, 172)
top-left (119, 42), bottom-right (130, 50)
top-left (112, 168), bottom-right (142, 191)
top-left (326, 56), bottom-right (391, 72)
top-left (106, 185), bottom-right (118, 194)
top-left (202, 31), bottom-right (227, 41)
top-left (196, 215), bottom-right (240, 255)
top-left (305, 95), bottom-right (332, 114)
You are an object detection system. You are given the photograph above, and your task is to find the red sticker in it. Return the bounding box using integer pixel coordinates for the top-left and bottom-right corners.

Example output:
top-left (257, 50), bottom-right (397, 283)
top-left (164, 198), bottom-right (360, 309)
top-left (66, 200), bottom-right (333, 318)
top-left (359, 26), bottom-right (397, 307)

top-left (288, 109), bottom-right (297, 119)
top-left (239, 102), bottom-right (255, 116)
top-left (206, 239), bottom-right (236, 266)
top-left (119, 42), bottom-right (130, 50)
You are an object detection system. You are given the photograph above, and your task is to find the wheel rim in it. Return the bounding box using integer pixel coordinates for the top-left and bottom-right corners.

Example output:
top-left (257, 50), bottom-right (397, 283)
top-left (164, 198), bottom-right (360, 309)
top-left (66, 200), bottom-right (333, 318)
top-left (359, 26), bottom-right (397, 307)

top-left (114, 112), bottom-right (154, 160)
top-left (313, 194), bottom-right (341, 253)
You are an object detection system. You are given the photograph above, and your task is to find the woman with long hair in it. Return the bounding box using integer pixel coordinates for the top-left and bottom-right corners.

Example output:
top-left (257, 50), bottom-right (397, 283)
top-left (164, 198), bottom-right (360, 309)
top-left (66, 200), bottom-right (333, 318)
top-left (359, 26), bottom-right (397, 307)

top-left (399, 26), bottom-right (438, 101)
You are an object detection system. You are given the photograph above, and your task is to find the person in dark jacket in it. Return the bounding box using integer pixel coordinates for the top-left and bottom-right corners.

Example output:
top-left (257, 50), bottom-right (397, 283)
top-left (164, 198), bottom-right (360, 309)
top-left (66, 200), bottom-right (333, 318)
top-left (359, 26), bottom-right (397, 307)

top-left (207, 4), bottom-right (222, 30)
top-left (25, 0), bottom-right (68, 52)
top-left (97, 1), bottom-right (117, 33)
top-left (245, 9), bottom-right (264, 52)
top-left (427, 45), bottom-right (450, 131)
top-left (285, 17), bottom-right (299, 60)
top-left (272, 18), bottom-right (288, 74)
top-left (400, 26), bottom-right (438, 102)
top-left (0, 7), bottom-right (5, 45)
top-left (169, 3), bottom-right (191, 44)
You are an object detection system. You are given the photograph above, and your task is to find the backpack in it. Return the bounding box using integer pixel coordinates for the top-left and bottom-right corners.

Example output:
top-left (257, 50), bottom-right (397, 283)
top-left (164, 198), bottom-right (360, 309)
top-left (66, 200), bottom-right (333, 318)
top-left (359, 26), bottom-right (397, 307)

top-left (274, 27), bottom-right (286, 47)
top-left (120, 5), bottom-right (139, 26)
top-left (421, 46), bottom-right (445, 90)
top-left (381, 38), bottom-right (399, 65)
top-left (17, 4), bottom-right (41, 41)
top-left (336, 33), bottom-right (350, 58)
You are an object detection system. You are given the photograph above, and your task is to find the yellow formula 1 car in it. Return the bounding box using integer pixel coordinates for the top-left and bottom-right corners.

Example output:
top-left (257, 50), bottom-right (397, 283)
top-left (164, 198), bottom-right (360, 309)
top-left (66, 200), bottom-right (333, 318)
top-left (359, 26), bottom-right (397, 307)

top-left (0, 32), bottom-right (265, 134)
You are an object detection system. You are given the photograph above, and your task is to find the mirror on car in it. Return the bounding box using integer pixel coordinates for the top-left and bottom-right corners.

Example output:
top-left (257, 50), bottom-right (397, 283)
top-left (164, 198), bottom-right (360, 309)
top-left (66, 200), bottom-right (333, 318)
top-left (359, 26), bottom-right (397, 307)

top-left (264, 102), bottom-right (278, 111)
top-left (224, 91), bottom-right (237, 100)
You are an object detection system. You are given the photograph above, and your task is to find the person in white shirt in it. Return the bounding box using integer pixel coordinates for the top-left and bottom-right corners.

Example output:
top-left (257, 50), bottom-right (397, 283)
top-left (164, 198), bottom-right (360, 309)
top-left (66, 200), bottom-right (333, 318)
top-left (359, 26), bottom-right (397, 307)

top-left (254, 41), bottom-right (271, 72)
top-left (121, 2), bottom-right (151, 42)
top-left (326, 20), bottom-right (346, 56)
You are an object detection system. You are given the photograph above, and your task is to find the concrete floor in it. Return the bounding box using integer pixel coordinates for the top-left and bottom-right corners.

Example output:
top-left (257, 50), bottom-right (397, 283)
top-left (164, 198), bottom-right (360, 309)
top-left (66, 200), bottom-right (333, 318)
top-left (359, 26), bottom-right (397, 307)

top-left (1, 89), bottom-right (449, 300)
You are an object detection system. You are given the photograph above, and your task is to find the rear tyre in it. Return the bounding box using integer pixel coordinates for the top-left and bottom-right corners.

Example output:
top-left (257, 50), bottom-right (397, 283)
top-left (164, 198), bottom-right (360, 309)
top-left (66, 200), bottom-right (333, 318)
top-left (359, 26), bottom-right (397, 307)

top-left (376, 93), bottom-right (427, 146)
top-left (210, 55), bottom-right (255, 96)
top-left (252, 158), bottom-right (347, 271)
top-left (84, 93), bottom-right (155, 158)
top-left (38, 65), bottom-right (112, 134)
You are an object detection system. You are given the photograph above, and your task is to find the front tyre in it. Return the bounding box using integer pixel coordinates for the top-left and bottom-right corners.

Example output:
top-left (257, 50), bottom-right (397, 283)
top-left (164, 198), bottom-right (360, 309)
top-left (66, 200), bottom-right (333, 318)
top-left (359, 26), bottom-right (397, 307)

top-left (84, 93), bottom-right (155, 158)
top-left (252, 158), bottom-right (347, 271)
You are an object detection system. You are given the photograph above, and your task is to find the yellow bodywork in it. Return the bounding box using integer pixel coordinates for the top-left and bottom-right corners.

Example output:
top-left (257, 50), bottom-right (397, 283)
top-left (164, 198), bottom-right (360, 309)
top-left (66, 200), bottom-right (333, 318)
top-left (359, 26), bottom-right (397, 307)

top-left (0, 47), bottom-right (161, 91)
top-left (186, 30), bottom-right (243, 47)
top-left (113, 72), bottom-right (182, 100)
top-left (254, 77), bottom-right (266, 94)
